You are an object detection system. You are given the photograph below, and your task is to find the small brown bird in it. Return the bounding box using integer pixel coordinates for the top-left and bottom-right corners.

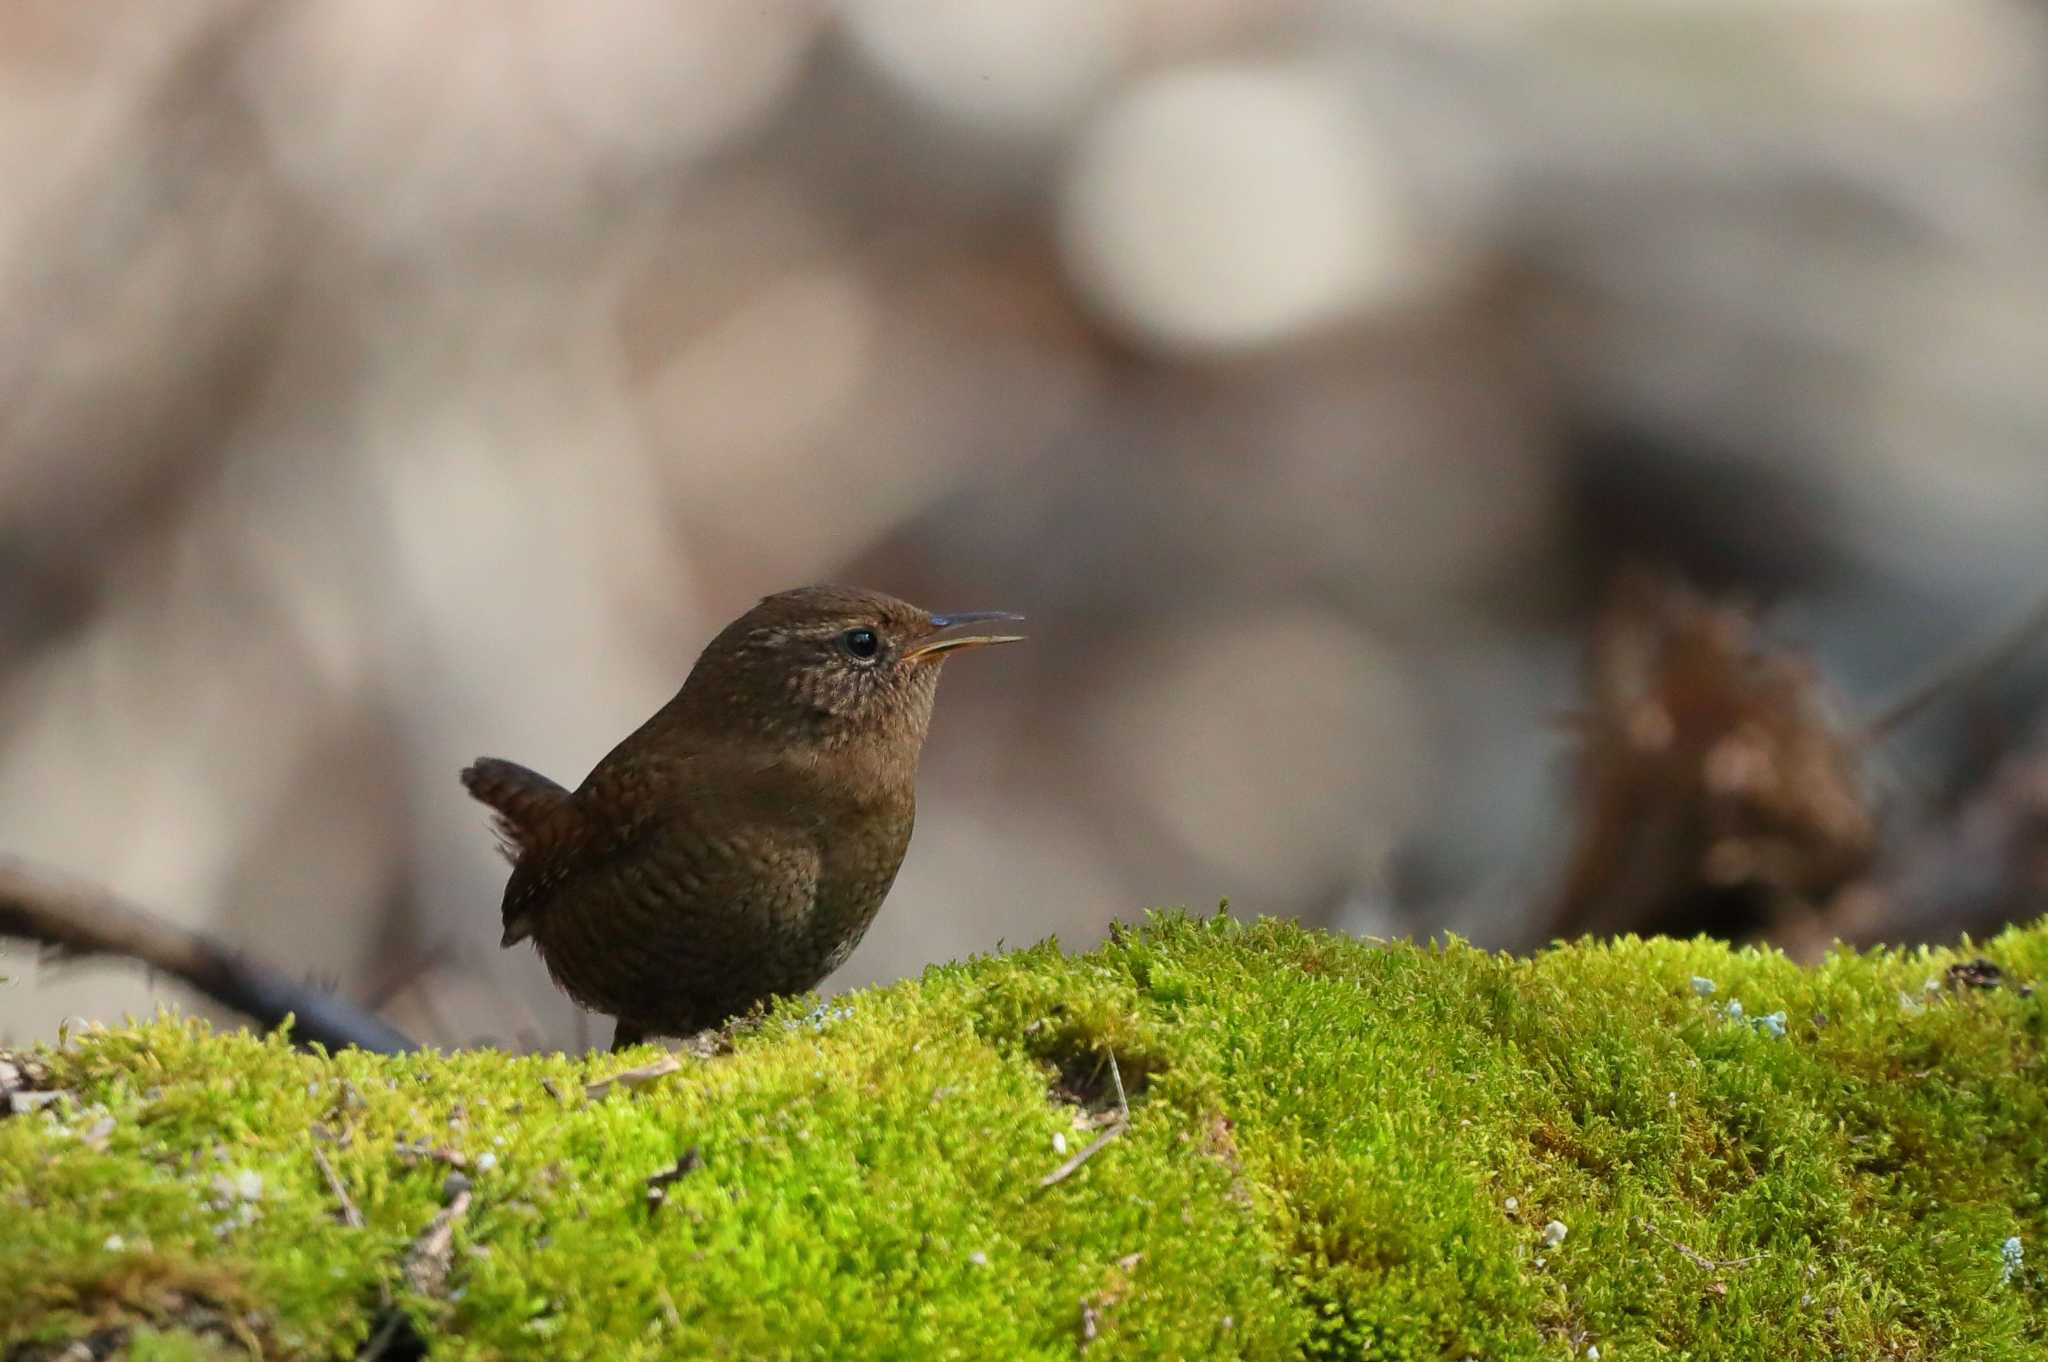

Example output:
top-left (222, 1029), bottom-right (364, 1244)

top-left (462, 585), bottom-right (1022, 1049)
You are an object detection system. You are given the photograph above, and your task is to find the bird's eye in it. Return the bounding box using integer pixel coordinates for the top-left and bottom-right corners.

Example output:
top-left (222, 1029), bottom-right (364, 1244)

top-left (841, 628), bottom-right (881, 661)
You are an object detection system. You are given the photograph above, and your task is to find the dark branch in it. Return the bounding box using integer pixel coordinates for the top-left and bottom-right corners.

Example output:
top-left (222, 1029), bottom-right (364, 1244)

top-left (1861, 585), bottom-right (2048, 741)
top-left (0, 858), bottom-right (418, 1054)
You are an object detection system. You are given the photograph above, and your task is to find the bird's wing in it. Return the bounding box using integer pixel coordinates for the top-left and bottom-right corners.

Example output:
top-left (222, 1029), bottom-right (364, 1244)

top-left (482, 745), bottom-right (827, 952)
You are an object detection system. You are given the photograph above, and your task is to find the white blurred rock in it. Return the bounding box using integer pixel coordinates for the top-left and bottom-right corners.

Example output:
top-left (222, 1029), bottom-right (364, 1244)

top-left (841, 0), bottom-right (1130, 141)
top-left (1059, 61), bottom-right (1418, 352)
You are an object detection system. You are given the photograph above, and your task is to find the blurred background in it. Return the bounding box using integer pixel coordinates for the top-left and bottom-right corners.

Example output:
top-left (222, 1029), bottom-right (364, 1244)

top-left (4, 0), bottom-right (2047, 1051)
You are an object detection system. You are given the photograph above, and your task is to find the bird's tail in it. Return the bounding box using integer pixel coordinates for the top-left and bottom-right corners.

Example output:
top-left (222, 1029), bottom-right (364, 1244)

top-left (461, 758), bottom-right (569, 858)
top-left (460, 757), bottom-right (573, 946)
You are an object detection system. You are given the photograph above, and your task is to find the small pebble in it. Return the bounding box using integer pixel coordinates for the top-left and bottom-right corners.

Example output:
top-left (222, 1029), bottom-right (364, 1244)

top-left (1052, 1132), bottom-right (1068, 1156)
top-left (477, 1152), bottom-right (499, 1172)
top-left (2003, 1235), bottom-right (2024, 1284)
top-left (102, 1235), bottom-right (125, 1253)
top-left (967, 1251), bottom-right (988, 1267)
top-left (443, 1171), bottom-right (473, 1202)
top-left (1690, 976), bottom-right (1715, 996)
top-left (1755, 1011), bottom-right (1788, 1039)
top-left (234, 1170), bottom-right (265, 1202)
top-left (1503, 1197), bottom-right (1518, 1214)
top-left (1542, 1220), bottom-right (1568, 1248)
top-left (1724, 1000), bottom-right (1744, 1022)
top-left (1586, 1346), bottom-right (1600, 1360)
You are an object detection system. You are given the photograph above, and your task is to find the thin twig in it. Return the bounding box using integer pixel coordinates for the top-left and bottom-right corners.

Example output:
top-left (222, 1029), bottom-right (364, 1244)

top-left (311, 1134), bottom-right (363, 1229)
top-left (584, 1054), bottom-right (683, 1099)
top-left (644, 1147), bottom-right (703, 1214)
top-left (1861, 586), bottom-right (2048, 742)
top-left (1038, 1120), bottom-right (1127, 1189)
top-left (1637, 1217), bottom-right (1767, 1271)
top-left (0, 857), bottom-right (417, 1054)
top-left (1040, 1048), bottom-right (1134, 1188)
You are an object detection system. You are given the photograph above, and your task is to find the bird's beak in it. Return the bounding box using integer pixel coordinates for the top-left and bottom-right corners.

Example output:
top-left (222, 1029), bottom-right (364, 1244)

top-left (904, 611), bottom-right (1027, 662)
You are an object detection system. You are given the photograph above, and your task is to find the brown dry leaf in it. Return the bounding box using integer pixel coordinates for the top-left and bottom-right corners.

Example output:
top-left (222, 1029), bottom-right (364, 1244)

top-left (1547, 572), bottom-right (1875, 944)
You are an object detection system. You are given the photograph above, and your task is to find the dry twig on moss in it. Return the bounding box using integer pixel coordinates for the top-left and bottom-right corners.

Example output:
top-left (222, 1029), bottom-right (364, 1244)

top-left (403, 1188), bottom-right (473, 1296)
top-left (310, 1131), bottom-right (364, 1230)
top-left (1040, 1049), bottom-right (1132, 1189)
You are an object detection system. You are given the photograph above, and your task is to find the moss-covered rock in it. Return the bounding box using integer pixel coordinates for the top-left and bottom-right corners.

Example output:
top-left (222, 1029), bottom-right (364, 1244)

top-left (5, 913), bottom-right (2048, 1360)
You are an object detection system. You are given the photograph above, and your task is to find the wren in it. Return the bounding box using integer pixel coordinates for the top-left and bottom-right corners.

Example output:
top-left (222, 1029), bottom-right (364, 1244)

top-left (462, 585), bottom-right (1023, 1050)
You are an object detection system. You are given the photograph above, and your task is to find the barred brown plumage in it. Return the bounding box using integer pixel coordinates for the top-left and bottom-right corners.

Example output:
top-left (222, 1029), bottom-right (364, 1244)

top-left (462, 585), bottom-right (1022, 1050)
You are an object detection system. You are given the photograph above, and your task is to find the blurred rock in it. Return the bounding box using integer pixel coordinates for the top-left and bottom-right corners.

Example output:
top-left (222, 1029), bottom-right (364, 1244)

top-left (841, 0), bottom-right (1130, 142)
top-left (1059, 60), bottom-right (1422, 352)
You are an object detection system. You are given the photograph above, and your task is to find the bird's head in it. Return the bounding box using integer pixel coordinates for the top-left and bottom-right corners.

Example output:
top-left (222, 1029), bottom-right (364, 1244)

top-left (679, 585), bottom-right (1023, 754)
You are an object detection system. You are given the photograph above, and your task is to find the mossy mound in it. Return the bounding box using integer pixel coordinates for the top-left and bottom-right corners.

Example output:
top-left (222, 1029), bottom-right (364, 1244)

top-left (5, 913), bottom-right (2048, 1360)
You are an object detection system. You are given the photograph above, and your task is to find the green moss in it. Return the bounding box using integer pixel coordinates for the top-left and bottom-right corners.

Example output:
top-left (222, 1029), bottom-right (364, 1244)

top-left (5, 913), bottom-right (2047, 1359)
